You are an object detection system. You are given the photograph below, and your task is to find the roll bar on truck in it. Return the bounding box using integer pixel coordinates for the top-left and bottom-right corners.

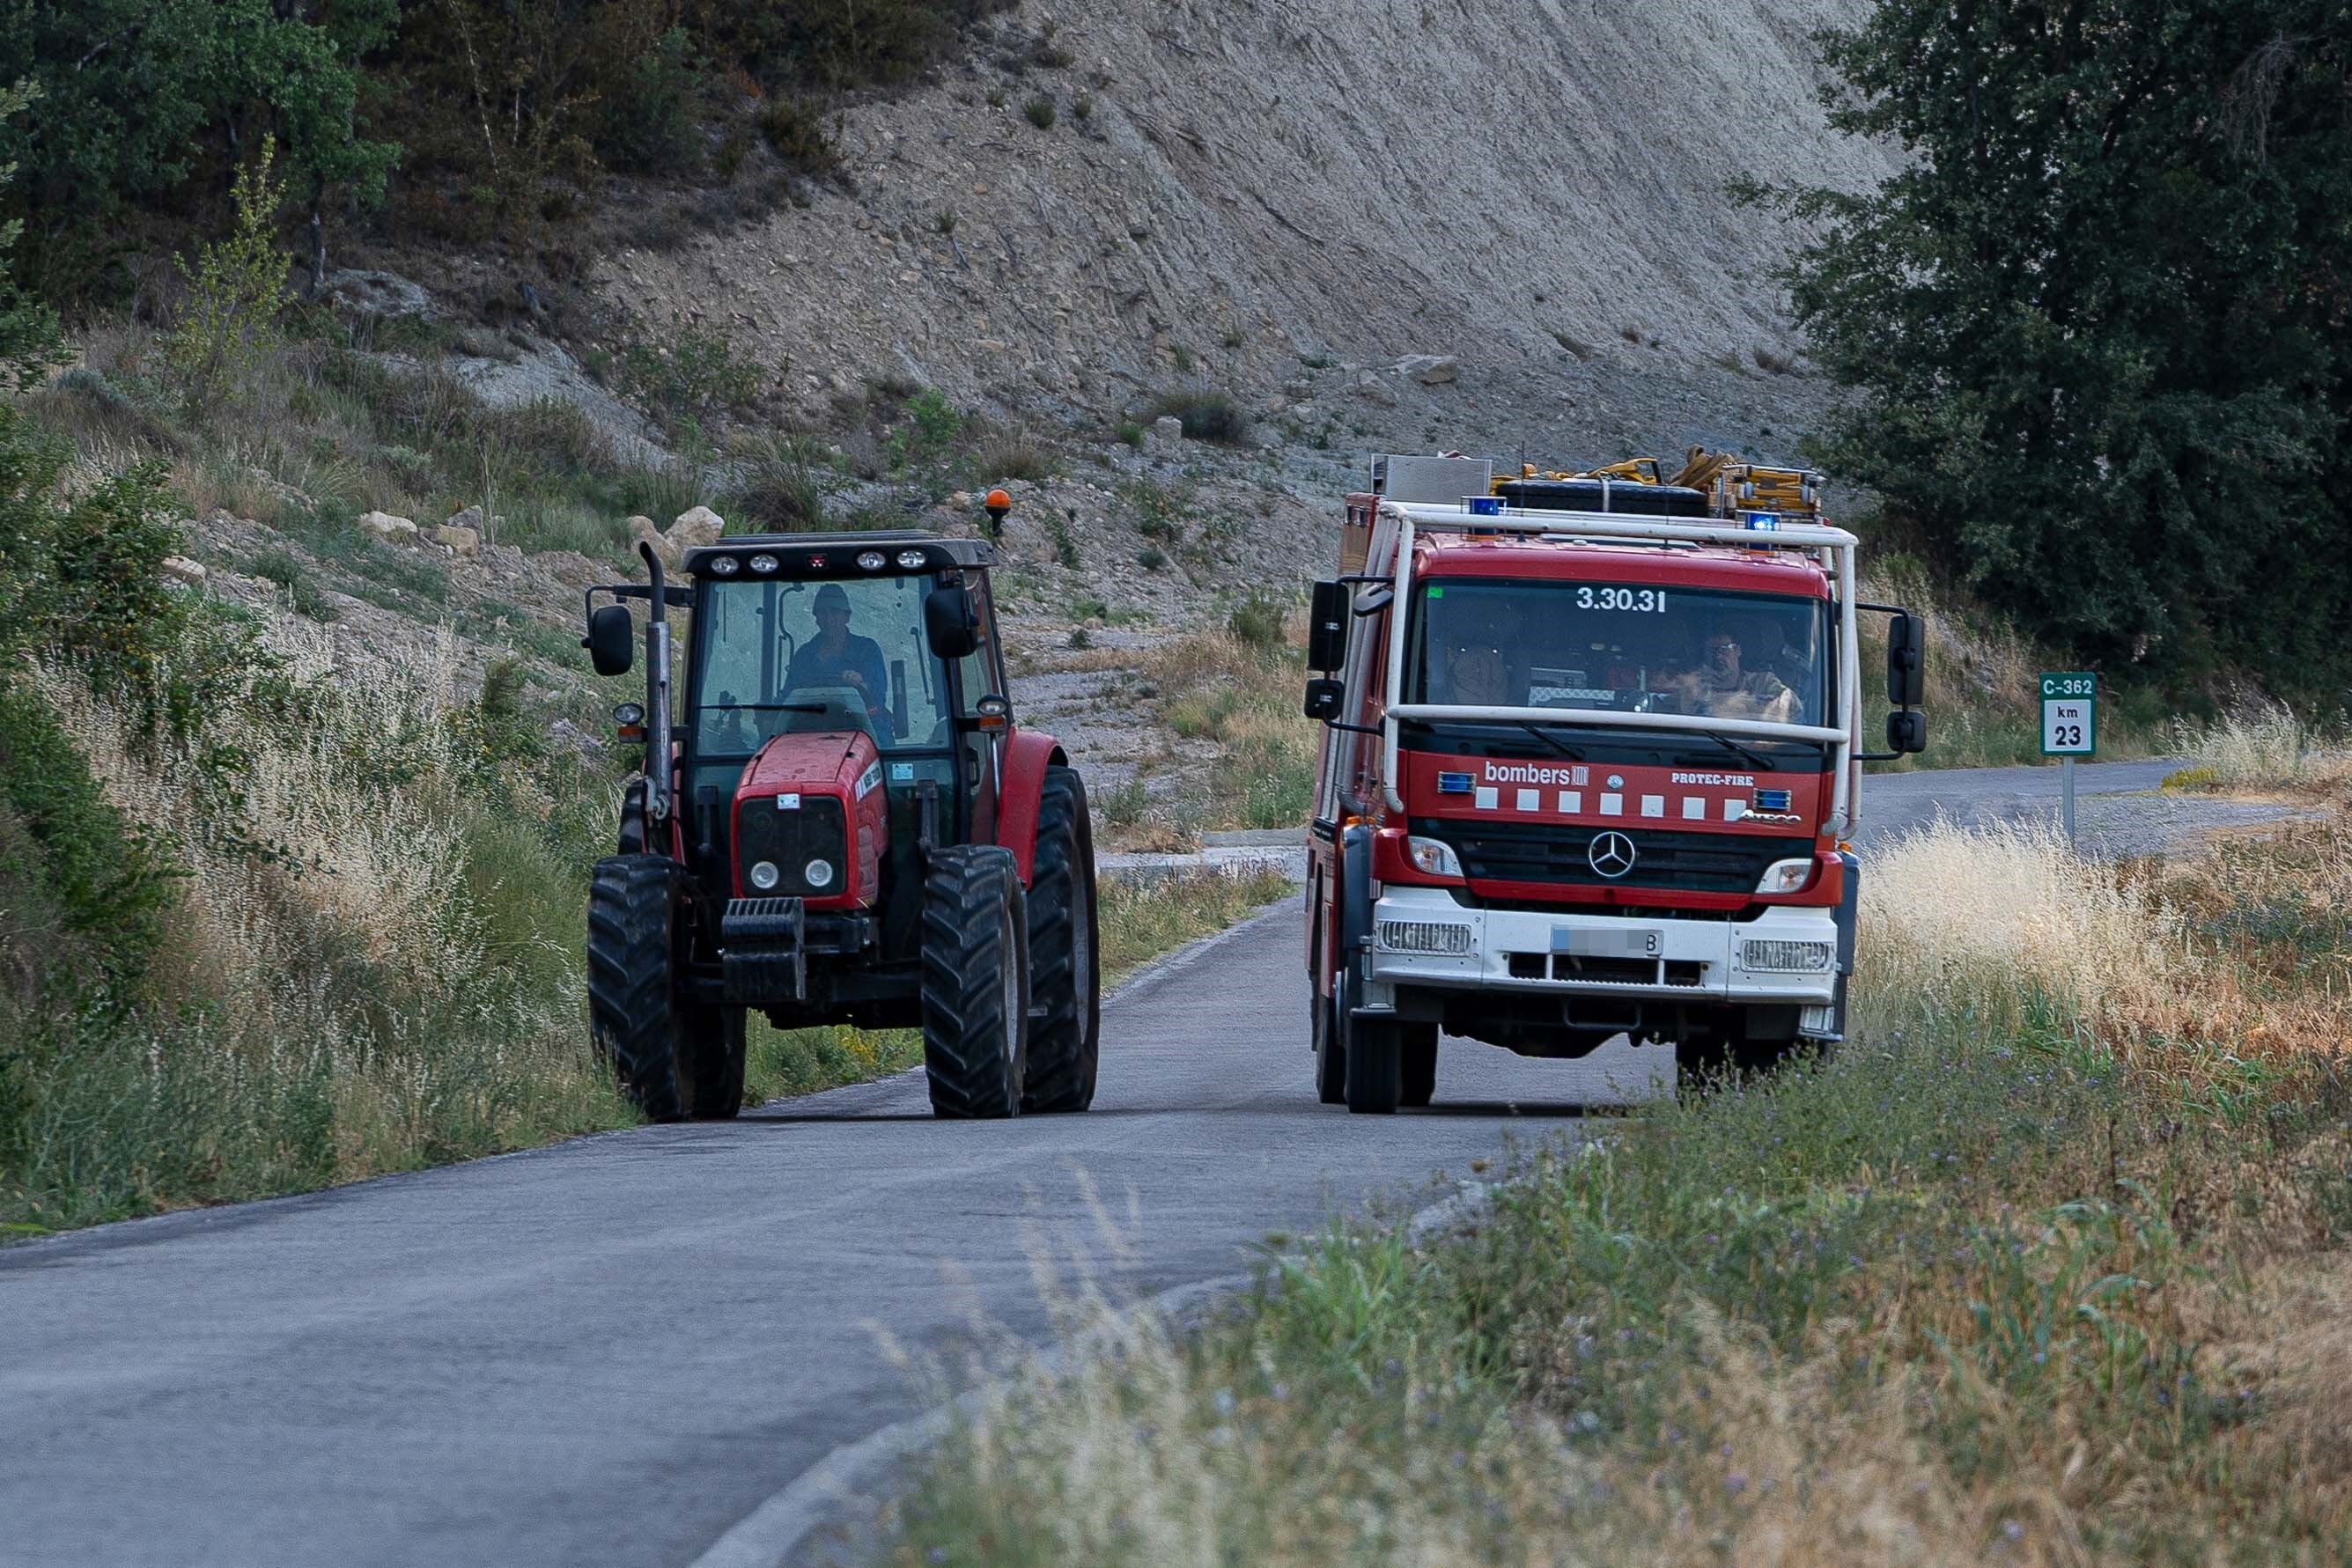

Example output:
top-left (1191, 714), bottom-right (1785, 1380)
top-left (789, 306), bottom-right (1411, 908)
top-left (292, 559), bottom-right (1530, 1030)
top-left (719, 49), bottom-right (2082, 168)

top-left (1300, 457), bottom-right (1927, 1113)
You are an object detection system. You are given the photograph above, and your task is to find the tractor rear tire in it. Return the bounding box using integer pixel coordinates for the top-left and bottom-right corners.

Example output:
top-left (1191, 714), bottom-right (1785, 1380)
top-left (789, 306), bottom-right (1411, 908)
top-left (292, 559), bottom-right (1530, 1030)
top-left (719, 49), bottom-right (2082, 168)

top-left (1399, 1023), bottom-right (1439, 1108)
top-left (586, 856), bottom-right (689, 1123)
top-left (919, 845), bottom-right (1030, 1119)
top-left (677, 1005), bottom-right (747, 1120)
top-left (1021, 766), bottom-right (1101, 1114)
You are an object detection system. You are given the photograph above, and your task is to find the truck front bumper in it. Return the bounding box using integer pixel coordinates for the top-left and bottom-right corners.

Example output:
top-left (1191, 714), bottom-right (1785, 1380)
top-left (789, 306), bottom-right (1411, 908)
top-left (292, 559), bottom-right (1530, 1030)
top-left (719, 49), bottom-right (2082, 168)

top-left (1365, 886), bottom-right (1841, 1029)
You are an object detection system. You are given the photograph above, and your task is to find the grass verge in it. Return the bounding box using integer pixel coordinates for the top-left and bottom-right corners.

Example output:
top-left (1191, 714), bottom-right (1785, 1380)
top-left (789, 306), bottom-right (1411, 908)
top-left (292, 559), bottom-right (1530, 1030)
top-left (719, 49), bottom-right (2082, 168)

top-left (880, 813), bottom-right (2352, 1565)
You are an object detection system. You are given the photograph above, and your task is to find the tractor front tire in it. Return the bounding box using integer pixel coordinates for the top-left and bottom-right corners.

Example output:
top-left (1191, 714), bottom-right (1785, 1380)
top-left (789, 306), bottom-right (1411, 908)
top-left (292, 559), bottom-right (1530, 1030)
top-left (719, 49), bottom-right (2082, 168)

top-left (1021, 766), bottom-right (1101, 1114)
top-left (676, 1004), bottom-right (747, 1120)
top-left (919, 845), bottom-right (1030, 1119)
top-left (586, 856), bottom-right (689, 1123)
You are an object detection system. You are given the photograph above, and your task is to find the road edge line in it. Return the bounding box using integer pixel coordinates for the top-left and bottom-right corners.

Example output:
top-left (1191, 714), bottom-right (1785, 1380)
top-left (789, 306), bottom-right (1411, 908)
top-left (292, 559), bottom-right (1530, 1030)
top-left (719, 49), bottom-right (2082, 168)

top-left (687, 1178), bottom-right (1491, 1568)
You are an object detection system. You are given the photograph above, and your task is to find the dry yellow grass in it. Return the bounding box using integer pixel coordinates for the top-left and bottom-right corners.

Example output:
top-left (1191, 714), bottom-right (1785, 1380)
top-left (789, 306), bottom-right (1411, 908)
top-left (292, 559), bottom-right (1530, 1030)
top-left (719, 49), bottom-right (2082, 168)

top-left (884, 809), bottom-right (2352, 1567)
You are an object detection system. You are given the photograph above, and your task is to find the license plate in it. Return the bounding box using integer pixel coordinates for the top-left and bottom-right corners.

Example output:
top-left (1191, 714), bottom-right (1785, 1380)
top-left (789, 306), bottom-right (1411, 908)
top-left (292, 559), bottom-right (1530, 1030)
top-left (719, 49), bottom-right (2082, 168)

top-left (1552, 927), bottom-right (1661, 958)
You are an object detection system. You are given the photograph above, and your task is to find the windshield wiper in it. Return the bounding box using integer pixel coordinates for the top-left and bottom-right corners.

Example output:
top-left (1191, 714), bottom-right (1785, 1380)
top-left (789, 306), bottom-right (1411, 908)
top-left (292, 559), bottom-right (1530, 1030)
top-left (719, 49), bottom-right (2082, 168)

top-left (1684, 727), bottom-right (1776, 773)
top-left (1514, 722), bottom-right (1586, 762)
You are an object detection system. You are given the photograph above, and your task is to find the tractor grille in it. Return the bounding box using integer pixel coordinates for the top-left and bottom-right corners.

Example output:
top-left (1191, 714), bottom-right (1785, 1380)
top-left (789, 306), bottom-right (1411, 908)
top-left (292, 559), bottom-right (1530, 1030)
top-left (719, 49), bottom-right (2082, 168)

top-left (736, 795), bottom-right (847, 899)
top-left (1412, 818), bottom-right (1795, 896)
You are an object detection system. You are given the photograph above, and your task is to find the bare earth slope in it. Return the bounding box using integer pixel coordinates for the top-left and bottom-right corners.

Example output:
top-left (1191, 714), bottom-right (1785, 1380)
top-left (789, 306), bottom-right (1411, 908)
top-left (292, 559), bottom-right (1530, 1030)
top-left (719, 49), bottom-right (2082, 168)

top-left (604, 0), bottom-right (1891, 438)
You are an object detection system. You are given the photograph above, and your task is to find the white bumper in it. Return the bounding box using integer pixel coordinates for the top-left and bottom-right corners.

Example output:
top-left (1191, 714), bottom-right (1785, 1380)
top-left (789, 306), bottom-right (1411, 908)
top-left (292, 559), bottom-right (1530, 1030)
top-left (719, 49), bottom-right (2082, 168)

top-left (1365, 885), bottom-right (1840, 1006)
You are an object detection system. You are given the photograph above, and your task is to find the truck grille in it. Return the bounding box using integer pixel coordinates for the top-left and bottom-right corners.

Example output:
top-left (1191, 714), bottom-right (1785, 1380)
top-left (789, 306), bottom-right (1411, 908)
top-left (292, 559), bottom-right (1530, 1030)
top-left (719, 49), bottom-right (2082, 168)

top-left (736, 796), bottom-right (847, 899)
top-left (1412, 818), bottom-right (1796, 896)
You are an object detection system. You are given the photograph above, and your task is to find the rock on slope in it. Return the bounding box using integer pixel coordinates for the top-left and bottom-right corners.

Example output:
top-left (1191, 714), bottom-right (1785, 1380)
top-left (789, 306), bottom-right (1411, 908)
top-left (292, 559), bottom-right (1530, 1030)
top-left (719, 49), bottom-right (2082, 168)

top-left (599, 0), bottom-right (1890, 435)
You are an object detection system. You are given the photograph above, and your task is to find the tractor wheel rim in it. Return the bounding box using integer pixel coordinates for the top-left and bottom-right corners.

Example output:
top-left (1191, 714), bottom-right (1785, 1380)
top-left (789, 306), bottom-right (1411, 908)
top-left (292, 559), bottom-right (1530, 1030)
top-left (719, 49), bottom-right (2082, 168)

top-left (1073, 874), bottom-right (1094, 1046)
top-left (1000, 902), bottom-right (1020, 1071)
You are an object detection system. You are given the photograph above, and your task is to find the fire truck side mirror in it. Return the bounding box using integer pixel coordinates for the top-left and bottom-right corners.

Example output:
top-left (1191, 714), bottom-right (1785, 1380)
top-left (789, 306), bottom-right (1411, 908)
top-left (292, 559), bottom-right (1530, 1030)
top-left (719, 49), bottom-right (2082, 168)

top-left (1307, 580), bottom-right (1349, 673)
top-left (1887, 709), bottom-right (1928, 754)
top-left (585, 604), bottom-right (635, 678)
top-left (1886, 612), bottom-right (1926, 708)
top-left (925, 584), bottom-right (980, 659)
top-left (1303, 677), bottom-right (1344, 723)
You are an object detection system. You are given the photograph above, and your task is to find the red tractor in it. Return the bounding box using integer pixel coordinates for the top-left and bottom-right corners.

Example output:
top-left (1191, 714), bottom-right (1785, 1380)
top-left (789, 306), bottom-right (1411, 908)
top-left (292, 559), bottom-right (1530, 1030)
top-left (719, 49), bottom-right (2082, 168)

top-left (579, 530), bottom-right (1100, 1121)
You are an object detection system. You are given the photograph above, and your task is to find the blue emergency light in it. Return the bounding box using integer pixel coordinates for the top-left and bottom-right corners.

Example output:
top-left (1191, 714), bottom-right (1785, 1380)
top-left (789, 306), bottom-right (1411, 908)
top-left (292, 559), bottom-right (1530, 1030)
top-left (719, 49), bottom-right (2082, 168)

top-left (1754, 788), bottom-right (1793, 813)
top-left (1742, 511), bottom-right (1779, 532)
top-left (1438, 772), bottom-right (1474, 793)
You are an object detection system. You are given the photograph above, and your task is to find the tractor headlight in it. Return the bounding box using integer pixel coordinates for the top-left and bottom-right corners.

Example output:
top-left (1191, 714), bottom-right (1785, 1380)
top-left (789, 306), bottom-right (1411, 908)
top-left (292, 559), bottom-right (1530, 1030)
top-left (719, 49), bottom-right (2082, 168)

top-left (895, 549), bottom-right (927, 569)
top-left (748, 553), bottom-right (779, 575)
top-left (1755, 858), bottom-right (1815, 895)
top-left (856, 550), bottom-right (887, 571)
top-left (748, 860), bottom-right (781, 891)
top-left (708, 555), bottom-right (741, 576)
top-left (804, 858), bottom-right (835, 889)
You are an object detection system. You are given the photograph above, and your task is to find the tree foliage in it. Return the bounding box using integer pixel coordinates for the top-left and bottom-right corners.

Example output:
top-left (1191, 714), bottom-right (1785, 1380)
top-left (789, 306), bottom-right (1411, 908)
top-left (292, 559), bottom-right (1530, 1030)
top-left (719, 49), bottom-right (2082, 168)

top-left (1754, 2), bottom-right (2352, 696)
top-left (0, 0), bottom-right (396, 284)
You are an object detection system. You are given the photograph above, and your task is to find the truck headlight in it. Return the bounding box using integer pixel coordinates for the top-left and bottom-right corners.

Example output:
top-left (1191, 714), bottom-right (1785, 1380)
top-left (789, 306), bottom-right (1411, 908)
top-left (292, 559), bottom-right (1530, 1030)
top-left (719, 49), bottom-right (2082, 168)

top-left (1754, 858), bottom-right (1815, 894)
top-left (1405, 836), bottom-right (1463, 879)
top-left (804, 858), bottom-right (835, 889)
top-left (1741, 939), bottom-right (1833, 972)
top-left (1378, 919), bottom-right (1473, 955)
top-left (748, 861), bottom-right (781, 890)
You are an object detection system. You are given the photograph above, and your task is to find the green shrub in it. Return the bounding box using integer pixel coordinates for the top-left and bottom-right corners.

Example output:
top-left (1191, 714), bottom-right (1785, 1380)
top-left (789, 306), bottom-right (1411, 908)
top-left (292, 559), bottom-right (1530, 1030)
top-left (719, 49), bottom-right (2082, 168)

top-left (1144, 388), bottom-right (1248, 445)
top-left (1138, 546), bottom-right (1169, 571)
top-left (758, 96), bottom-right (840, 177)
top-left (1022, 95), bottom-right (1056, 129)
top-left (616, 327), bottom-right (762, 434)
top-left (595, 26), bottom-right (705, 175)
top-left (165, 139), bottom-right (291, 407)
top-left (1226, 593), bottom-right (1286, 649)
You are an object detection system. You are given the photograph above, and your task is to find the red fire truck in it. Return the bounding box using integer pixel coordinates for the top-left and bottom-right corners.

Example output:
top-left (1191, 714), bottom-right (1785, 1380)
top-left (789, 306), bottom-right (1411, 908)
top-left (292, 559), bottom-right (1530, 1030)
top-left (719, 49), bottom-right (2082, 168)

top-left (1301, 454), bottom-right (1926, 1113)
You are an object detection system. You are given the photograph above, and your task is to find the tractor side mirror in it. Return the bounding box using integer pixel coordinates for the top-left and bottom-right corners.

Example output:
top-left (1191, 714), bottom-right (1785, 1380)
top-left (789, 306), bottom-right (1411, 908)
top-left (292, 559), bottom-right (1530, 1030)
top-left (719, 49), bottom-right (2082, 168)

top-left (925, 584), bottom-right (979, 659)
top-left (1303, 676), bottom-right (1344, 722)
top-left (1307, 580), bottom-right (1348, 673)
top-left (1887, 709), bottom-right (1927, 755)
top-left (586, 604), bottom-right (634, 677)
top-left (1886, 612), bottom-right (1925, 708)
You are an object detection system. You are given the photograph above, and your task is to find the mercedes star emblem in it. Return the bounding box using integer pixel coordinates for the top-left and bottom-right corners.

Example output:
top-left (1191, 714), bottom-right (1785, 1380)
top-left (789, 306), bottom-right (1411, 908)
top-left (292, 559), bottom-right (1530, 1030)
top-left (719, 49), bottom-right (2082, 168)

top-left (1587, 831), bottom-right (1638, 880)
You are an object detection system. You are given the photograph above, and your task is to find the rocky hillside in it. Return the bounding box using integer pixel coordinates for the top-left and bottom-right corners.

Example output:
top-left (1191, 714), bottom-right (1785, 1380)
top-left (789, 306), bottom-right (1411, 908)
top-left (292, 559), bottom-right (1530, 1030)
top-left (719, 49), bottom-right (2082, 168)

top-left (604, 0), bottom-right (1890, 453)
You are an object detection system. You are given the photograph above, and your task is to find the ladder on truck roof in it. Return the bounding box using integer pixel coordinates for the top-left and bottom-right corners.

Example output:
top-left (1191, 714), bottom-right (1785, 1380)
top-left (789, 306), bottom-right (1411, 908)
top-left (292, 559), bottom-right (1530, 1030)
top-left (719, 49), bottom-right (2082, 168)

top-left (1365, 499), bottom-right (1866, 837)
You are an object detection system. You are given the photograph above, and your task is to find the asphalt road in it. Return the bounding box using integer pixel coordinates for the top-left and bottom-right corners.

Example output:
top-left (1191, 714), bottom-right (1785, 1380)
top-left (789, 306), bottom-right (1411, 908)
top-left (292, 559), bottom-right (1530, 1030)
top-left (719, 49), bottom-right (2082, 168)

top-left (0, 759), bottom-right (2273, 1568)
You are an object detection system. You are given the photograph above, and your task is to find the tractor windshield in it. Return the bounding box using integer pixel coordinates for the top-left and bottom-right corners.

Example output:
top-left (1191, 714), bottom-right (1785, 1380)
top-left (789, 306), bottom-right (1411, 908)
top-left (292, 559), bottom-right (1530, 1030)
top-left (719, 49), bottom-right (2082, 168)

top-left (1404, 579), bottom-right (1831, 727)
top-left (690, 573), bottom-right (952, 755)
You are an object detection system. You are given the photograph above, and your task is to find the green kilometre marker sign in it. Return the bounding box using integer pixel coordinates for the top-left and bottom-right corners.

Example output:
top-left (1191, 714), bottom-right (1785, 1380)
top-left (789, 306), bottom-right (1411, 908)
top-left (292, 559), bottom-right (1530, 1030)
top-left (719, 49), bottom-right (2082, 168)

top-left (2040, 672), bottom-right (2096, 842)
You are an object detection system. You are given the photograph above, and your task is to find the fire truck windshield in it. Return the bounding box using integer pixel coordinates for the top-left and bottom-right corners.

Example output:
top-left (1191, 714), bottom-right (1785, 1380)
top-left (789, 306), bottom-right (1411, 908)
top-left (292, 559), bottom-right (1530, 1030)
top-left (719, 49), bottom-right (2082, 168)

top-left (1404, 579), bottom-right (1830, 727)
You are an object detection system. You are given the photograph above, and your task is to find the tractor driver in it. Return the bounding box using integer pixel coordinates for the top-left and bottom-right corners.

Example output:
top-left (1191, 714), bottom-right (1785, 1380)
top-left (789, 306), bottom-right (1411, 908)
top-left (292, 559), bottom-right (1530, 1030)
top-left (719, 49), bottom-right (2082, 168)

top-left (785, 582), bottom-right (891, 737)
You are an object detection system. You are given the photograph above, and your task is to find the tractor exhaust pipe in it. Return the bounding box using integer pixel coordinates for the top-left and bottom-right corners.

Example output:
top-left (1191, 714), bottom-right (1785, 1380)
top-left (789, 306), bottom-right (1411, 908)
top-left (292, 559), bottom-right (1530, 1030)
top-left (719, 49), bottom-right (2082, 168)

top-left (639, 541), bottom-right (675, 826)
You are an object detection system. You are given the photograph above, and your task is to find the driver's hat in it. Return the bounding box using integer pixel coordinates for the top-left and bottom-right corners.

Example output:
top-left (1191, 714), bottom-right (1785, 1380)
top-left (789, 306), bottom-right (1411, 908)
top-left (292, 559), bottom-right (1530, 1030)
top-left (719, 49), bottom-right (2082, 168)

top-left (814, 582), bottom-right (852, 614)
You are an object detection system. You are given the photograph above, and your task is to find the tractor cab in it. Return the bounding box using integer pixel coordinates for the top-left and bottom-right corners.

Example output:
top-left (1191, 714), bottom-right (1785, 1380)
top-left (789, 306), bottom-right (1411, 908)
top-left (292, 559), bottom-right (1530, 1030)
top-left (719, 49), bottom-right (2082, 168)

top-left (579, 528), bottom-right (1099, 1124)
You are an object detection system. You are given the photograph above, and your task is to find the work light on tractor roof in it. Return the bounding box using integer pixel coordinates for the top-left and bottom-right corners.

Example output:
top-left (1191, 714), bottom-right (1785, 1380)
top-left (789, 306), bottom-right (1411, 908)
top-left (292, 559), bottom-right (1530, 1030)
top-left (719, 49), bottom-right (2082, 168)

top-left (579, 512), bottom-right (1101, 1122)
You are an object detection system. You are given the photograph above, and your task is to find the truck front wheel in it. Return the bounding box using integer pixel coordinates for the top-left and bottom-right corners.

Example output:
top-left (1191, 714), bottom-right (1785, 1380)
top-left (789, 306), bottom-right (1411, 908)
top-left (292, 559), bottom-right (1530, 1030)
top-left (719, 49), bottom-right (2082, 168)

top-left (1399, 1023), bottom-right (1439, 1108)
top-left (919, 845), bottom-right (1030, 1119)
top-left (1311, 988), bottom-right (1346, 1104)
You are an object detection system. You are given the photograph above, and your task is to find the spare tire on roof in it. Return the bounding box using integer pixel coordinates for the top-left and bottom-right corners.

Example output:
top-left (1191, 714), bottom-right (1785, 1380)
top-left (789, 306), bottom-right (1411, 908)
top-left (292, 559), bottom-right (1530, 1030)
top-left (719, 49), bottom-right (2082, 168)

top-left (1495, 479), bottom-right (1711, 518)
